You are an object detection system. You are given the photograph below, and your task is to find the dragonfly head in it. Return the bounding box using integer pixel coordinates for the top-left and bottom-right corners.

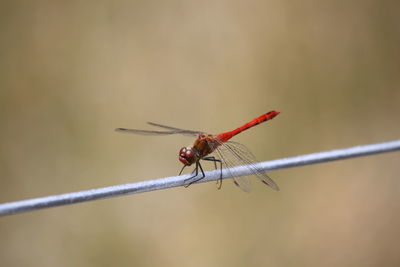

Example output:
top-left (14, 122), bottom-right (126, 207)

top-left (179, 147), bottom-right (196, 166)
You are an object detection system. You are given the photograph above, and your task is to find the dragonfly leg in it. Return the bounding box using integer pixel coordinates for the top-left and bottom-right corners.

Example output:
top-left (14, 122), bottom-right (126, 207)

top-left (203, 156), bottom-right (223, 189)
top-left (179, 165), bottom-right (187, 175)
top-left (184, 161), bottom-right (205, 187)
top-left (179, 164), bottom-right (198, 176)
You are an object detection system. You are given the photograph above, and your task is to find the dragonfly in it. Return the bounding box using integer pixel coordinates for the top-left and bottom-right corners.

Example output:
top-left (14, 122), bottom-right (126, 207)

top-left (115, 110), bottom-right (280, 192)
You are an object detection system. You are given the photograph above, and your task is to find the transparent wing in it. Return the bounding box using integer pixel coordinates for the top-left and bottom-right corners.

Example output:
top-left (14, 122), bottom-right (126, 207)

top-left (211, 140), bottom-right (279, 191)
top-left (115, 128), bottom-right (183, 135)
top-left (206, 139), bottom-right (252, 192)
top-left (147, 122), bottom-right (205, 135)
top-left (115, 122), bottom-right (204, 136)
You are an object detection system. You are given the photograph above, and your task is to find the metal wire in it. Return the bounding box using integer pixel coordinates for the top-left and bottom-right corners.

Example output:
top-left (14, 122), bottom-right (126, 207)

top-left (1, 139), bottom-right (400, 216)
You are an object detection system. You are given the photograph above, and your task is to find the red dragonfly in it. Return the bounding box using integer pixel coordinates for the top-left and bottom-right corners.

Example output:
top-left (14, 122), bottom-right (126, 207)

top-left (116, 110), bottom-right (280, 192)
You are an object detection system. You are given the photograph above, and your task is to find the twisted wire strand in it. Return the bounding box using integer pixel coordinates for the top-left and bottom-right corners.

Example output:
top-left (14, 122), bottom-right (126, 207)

top-left (1, 139), bottom-right (399, 216)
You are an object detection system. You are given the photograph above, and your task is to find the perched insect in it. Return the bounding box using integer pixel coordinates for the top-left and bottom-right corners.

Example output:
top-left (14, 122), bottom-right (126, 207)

top-left (116, 110), bottom-right (280, 192)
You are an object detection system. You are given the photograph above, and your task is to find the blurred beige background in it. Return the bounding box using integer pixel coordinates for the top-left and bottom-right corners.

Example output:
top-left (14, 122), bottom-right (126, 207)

top-left (1, 1), bottom-right (400, 266)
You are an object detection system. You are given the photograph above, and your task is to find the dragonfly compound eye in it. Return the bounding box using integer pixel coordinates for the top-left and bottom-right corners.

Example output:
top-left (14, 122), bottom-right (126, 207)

top-left (179, 147), bottom-right (196, 166)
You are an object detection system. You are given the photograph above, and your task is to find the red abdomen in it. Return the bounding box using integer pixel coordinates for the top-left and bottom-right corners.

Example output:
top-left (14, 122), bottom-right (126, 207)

top-left (217, 110), bottom-right (280, 142)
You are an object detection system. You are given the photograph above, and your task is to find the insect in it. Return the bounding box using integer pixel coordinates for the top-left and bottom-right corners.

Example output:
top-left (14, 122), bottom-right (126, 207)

top-left (116, 110), bottom-right (280, 192)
